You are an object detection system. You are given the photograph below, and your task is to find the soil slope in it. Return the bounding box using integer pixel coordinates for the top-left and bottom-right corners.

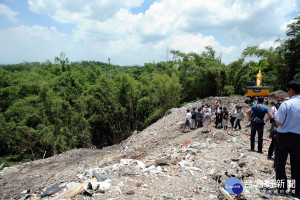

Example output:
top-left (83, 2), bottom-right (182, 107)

top-left (0, 91), bottom-right (291, 200)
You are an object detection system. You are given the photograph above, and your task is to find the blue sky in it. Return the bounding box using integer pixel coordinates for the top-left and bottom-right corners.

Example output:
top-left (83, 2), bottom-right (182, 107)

top-left (0, 0), bottom-right (299, 66)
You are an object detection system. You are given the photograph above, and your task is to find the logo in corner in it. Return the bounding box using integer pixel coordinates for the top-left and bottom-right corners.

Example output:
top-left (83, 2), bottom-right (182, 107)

top-left (225, 177), bottom-right (243, 194)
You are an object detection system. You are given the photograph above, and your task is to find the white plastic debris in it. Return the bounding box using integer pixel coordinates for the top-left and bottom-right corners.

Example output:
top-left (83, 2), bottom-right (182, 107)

top-left (135, 160), bottom-right (146, 169)
top-left (66, 182), bottom-right (81, 190)
top-left (84, 181), bottom-right (111, 194)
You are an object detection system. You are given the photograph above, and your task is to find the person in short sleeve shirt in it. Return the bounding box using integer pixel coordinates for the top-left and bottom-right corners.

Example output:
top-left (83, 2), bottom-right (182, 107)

top-left (183, 109), bottom-right (192, 133)
top-left (246, 96), bottom-right (271, 153)
top-left (274, 78), bottom-right (300, 196)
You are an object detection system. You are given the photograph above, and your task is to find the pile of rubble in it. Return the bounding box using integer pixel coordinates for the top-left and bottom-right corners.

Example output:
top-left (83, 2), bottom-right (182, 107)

top-left (1, 93), bottom-right (293, 200)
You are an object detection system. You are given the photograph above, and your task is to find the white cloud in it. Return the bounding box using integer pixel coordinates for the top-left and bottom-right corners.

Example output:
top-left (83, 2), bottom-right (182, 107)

top-left (259, 39), bottom-right (280, 49)
top-left (28, 0), bottom-right (143, 23)
top-left (0, 3), bottom-right (18, 22)
top-left (169, 34), bottom-right (219, 53)
top-left (0, 25), bottom-right (67, 63)
top-left (3, 0), bottom-right (298, 65)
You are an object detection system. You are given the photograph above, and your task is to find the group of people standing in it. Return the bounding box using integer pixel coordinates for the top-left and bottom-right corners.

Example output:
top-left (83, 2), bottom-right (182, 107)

top-left (246, 78), bottom-right (300, 197)
top-left (183, 104), bottom-right (212, 133)
top-left (215, 103), bottom-right (245, 131)
top-left (183, 102), bottom-right (246, 134)
top-left (181, 78), bottom-right (300, 197)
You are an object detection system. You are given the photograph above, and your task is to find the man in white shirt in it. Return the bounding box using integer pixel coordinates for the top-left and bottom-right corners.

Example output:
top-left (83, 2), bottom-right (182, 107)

top-left (269, 102), bottom-right (277, 137)
top-left (205, 104), bottom-right (211, 115)
top-left (275, 79), bottom-right (300, 196)
top-left (183, 109), bottom-right (192, 133)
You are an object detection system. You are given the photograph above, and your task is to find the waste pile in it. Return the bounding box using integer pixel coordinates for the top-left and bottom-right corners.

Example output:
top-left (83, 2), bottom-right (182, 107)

top-left (0, 91), bottom-right (292, 200)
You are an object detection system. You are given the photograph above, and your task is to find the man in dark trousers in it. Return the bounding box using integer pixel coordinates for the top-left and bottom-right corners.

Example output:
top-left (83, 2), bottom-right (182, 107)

top-left (275, 98), bottom-right (282, 110)
top-left (246, 96), bottom-right (271, 153)
top-left (275, 79), bottom-right (300, 197)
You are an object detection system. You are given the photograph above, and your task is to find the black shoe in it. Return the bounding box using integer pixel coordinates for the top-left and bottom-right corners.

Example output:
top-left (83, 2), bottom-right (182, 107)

top-left (247, 149), bottom-right (255, 152)
top-left (291, 192), bottom-right (300, 199)
top-left (257, 151), bottom-right (263, 154)
top-left (267, 155), bottom-right (273, 160)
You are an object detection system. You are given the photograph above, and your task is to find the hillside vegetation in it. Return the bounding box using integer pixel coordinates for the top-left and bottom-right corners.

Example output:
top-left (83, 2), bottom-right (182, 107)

top-left (0, 14), bottom-right (299, 164)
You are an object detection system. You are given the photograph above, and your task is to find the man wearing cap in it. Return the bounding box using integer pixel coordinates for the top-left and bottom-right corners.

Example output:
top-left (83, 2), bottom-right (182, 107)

top-left (275, 98), bottom-right (281, 110)
top-left (215, 101), bottom-right (219, 114)
top-left (275, 79), bottom-right (300, 196)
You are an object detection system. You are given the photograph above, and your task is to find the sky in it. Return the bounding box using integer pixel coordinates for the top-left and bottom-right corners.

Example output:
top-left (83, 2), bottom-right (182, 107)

top-left (0, 0), bottom-right (299, 66)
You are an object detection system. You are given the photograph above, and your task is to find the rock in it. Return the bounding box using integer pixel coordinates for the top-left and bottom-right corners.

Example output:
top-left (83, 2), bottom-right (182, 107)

top-left (125, 189), bottom-right (135, 195)
top-left (136, 182), bottom-right (142, 187)
top-left (0, 94), bottom-right (283, 200)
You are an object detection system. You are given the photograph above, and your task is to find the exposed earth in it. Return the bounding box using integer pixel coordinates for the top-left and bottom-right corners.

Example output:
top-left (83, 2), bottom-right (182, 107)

top-left (1, 91), bottom-right (294, 200)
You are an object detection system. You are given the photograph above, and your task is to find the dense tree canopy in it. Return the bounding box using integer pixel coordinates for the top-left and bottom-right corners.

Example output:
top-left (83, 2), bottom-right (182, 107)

top-left (1, 13), bottom-right (299, 165)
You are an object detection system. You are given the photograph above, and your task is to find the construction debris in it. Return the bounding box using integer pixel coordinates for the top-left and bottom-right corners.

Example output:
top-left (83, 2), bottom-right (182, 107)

top-left (1, 92), bottom-right (293, 199)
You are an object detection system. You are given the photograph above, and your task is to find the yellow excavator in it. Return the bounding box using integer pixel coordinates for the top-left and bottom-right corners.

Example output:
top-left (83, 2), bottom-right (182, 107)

top-left (245, 69), bottom-right (269, 104)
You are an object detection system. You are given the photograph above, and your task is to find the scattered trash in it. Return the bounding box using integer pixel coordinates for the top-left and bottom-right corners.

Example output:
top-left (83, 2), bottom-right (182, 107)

top-left (219, 187), bottom-right (233, 200)
top-left (0, 163), bottom-right (4, 170)
top-left (95, 152), bottom-right (116, 165)
top-left (12, 189), bottom-right (35, 200)
top-left (1, 95), bottom-right (283, 199)
top-left (66, 182), bottom-right (81, 190)
top-left (41, 183), bottom-right (64, 197)
top-left (125, 189), bottom-right (135, 195)
top-left (183, 142), bottom-right (190, 146)
top-left (92, 170), bottom-right (106, 182)
top-left (85, 181), bottom-right (111, 194)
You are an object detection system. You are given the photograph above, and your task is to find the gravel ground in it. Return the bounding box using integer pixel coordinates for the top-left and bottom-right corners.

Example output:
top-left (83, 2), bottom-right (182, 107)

top-left (1, 91), bottom-right (293, 200)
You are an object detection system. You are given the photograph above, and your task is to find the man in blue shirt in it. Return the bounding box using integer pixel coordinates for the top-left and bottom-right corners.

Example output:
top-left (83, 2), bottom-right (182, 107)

top-left (246, 96), bottom-right (271, 153)
top-left (275, 79), bottom-right (300, 197)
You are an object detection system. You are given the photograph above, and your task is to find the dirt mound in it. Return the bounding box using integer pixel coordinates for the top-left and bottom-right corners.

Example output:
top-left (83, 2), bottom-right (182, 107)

top-left (0, 93), bottom-right (291, 200)
top-left (268, 90), bottom-right (288, 101)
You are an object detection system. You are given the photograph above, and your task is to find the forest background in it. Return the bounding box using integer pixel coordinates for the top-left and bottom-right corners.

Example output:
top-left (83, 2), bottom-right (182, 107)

top-left (0, 14), bottom-right (299, 166)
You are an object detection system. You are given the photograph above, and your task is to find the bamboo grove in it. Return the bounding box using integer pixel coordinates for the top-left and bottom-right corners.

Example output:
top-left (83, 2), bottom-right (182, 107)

top-left (0, 14), bottom-right (299, 163)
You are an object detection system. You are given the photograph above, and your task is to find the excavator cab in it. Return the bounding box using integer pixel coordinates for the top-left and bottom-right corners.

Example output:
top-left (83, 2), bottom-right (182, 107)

top-left (245, 70), bottom-right (269, 104)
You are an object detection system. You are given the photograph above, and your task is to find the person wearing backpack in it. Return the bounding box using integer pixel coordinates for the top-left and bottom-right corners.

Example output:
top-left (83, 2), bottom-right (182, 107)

top-left (246, 96), bottom-right (272, 153)
top-left (191, 107), bottom-right (197, 129)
